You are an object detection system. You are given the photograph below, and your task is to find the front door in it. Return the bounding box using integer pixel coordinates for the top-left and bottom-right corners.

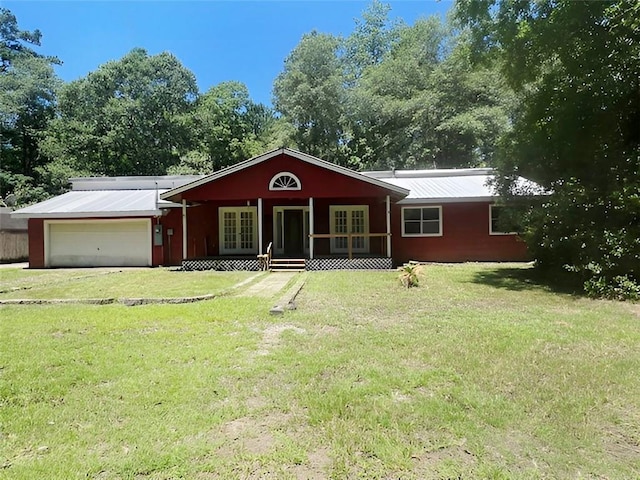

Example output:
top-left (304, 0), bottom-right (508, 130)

top-left (284, 210), bottom-right (304, 256)
top-left (273, 207), bottom-right (309, 257)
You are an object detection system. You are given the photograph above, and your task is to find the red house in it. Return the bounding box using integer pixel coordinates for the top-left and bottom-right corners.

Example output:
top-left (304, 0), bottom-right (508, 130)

top-left (12, 148), bottom-right (532, 269)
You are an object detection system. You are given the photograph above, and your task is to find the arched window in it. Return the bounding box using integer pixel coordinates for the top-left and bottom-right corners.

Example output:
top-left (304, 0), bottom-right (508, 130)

top-left (269, 172), bottom-right (301, 191)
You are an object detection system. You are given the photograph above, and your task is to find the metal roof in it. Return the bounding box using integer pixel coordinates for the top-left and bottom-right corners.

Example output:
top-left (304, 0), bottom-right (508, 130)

top-left (363, 169), bottom-right (540, 204)
top-left (11, 190), bottom-right (181, 219)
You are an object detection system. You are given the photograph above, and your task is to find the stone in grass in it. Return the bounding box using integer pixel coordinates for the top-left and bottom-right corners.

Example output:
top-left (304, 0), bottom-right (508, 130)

top-left (270, 305), bottom-right (285, 315)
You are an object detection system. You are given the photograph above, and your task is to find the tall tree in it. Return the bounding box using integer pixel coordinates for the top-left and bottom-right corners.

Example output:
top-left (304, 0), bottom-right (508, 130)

top-left (42, 48), bottom-right (198, 177)
top-left (173, 81), bottom-right (275, 173)
top-left (456, 0), bottom-right (640, 298)
top-left (272, 31), bottom-right (348, 165)
top-left (0, 8), bottom-right (60, 204)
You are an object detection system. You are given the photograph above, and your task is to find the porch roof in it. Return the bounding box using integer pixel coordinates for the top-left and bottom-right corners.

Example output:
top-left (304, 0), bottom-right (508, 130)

top-left (160, 148), bottom-right (410, 202)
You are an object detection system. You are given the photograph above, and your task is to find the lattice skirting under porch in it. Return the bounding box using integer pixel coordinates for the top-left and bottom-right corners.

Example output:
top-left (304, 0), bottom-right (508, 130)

top-left (182, 259), bottom-right (261, 271)
top-left (306, 257), bottom-right (393, 271)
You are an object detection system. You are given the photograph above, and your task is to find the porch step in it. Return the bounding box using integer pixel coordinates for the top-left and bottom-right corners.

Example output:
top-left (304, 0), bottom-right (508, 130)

top-left (270, 258), bottom-right (306, 272)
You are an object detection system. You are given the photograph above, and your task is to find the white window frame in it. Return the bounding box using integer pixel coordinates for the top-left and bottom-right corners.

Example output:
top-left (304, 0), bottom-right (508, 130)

top-left (489, 204), bottom-right (518, 235)
top-left (329, 205), bottom-right (370, 254)
top-left (269, 171), bottom-right (302, 191)
top-left (401, 206), bottom-right (443, 237)
top-left (218, 207), bottom-right (258, 255)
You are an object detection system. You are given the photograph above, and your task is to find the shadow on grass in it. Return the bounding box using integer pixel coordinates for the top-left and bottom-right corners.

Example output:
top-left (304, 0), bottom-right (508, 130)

top-left (471, 266), bottom-right (585, 297)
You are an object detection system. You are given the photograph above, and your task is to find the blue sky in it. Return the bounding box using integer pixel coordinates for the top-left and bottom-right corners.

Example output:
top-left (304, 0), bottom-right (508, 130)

top-left (5, 1), bottom-right (454, 106)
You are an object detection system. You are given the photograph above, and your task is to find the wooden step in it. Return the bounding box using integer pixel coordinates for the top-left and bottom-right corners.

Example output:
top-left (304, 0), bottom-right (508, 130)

top-left (270, 258), bottom-right (306, 271)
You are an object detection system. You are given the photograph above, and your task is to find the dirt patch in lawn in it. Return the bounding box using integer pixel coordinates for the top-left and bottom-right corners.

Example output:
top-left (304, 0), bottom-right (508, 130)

top-left (256, 324), bottom-right (305, 356)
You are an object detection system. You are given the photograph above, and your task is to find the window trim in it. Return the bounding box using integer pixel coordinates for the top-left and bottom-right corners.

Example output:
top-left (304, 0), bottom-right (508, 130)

top-left (269, 171), bottom-right (302, 191)
top-left (329, 205), bottom-right (370, 254)
top-left (489, 204), bottom-right (518, 236)
top-left (401, 206), bottom-right (443, 237)
top-left (218, 206), bottom-right (258, 255)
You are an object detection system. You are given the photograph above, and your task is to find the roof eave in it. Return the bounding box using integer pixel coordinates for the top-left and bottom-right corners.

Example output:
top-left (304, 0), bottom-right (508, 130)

top-left (11, 210), bottom-right (163, 219)
top-left (398, 196), bottom-right (498, 205)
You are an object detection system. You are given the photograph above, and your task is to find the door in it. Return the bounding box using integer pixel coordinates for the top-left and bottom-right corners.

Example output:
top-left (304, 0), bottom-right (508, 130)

top-left (47, 219), bottom-right (151, 267)
top-left (273, 207), bottom-right (309, 257)
top-left (284, 210), bottom-right (304, 256)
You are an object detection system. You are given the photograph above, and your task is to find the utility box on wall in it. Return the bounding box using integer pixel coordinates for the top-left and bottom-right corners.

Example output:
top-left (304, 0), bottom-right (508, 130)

top-left (153, 224), bottom-right (163, 246)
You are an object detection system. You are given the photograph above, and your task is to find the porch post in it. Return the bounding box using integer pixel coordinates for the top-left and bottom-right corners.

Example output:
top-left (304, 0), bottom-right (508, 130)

top-left (309, 197), bottom-right (314, 259)
top-left (182, 199), bottom-right (187, 260)
top-left (258, 197), bottom-right (263, 255)
top-left (386, 195), bottom-right (391, 258)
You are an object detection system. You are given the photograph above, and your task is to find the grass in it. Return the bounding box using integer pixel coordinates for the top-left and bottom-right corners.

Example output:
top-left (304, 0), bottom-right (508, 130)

top-left (0, 263), bottom-right (638, 479)
top-left (0, 268), bottom-right (258, 299)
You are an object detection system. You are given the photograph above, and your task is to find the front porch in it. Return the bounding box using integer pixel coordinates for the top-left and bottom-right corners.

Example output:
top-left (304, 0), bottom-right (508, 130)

top-left (181, 253), bottom-right (394, 272)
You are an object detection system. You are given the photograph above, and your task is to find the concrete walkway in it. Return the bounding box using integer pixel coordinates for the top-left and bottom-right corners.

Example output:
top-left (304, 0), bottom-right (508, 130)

top-left (236, 271), bottom-right (298, 298)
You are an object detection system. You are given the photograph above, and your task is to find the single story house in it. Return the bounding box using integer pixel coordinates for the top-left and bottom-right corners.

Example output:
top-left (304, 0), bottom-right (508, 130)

top-left (12, 148), bottom-right (534, 269)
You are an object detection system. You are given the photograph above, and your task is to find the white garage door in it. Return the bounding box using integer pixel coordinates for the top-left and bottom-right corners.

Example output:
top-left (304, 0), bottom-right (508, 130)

top-left (47, 220), bottom-right (151, 267)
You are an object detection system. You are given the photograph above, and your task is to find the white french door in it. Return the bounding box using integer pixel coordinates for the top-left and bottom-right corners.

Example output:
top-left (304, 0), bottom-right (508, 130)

top-left (219, 207), bottom-right (258, 254)
top-left (329, 205), bottom-right (369, 254)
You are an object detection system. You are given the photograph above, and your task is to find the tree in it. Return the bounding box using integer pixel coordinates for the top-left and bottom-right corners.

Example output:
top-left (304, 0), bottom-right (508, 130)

top-left (42, 48), bottom-right (198, 177)
top-left (173, 81), bottom-right (275, 173)
top-left (456, 0), bottom-right (640, 298)
top-left (346, 17), bottom-right (514, 169)
top-left (0, 8), bottom-right (61, 205)
top-left (273, 31), bottom-right (348, 165)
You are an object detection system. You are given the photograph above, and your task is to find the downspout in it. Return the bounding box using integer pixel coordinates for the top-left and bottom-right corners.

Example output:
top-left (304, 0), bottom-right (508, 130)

top-left (182, 199), bottom-right (187, 260)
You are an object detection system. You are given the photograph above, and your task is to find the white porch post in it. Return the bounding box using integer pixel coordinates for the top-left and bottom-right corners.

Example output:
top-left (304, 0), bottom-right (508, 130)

top-left (309, 197), bottom-right (314, 259)
top-left (258, 197), bottom-right (263, 254)
top-left (386, 195), bottom-right (391, 258)
top-left (182, 199), bottom-right (188, 260)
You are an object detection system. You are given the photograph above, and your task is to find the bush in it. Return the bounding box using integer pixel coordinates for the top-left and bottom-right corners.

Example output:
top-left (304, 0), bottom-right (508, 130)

top-left (398, 262), bottom-right (424, 288)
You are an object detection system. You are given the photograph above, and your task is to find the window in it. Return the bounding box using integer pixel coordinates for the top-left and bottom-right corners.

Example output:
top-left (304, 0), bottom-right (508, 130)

top-left (402, 206), bottom-right (442, 237)
top-left (490, 205), bottom-right (519, 235)
top-left (329, 206), bottom-right (369, 253)
top-left (269, 172), bottom-right (301, 191)
top-left (219, 207), bottom-right (257, 254)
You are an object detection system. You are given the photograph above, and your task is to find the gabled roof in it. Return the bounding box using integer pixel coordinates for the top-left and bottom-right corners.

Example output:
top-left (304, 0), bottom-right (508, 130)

top-left (364, 168), bottom-right (541, 204)
top-left (160, 148), bottom-right (410, 201)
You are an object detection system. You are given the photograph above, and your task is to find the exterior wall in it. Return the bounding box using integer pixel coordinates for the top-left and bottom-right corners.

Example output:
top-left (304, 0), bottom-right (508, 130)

top-left (27, 218), bottom-right (45, 268)
top-left (392, 202), bottom-right (530, 264)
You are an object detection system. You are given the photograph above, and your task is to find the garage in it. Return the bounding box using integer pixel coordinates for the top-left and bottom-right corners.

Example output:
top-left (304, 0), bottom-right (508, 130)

top-left (46, 219), bottom-right (152, 267)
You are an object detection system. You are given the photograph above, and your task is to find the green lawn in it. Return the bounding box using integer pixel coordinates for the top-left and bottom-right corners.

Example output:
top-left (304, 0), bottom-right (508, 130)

top-left (1, 264), bottom-right (638, 479)
top-left (0, 268), bottom-right (258, 299)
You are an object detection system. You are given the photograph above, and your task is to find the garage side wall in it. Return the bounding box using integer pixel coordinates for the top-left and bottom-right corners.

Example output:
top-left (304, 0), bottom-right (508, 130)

top-left (28, 218), bottom-right (45, 268)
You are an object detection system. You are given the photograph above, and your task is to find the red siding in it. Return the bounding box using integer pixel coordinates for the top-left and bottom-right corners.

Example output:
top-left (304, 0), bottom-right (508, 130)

top-left (392, 202), bottom-right (530, 263)
top-left (181, 153), bottom-right (401, 202)
top-left (27, 218), bottom-right (45, 268)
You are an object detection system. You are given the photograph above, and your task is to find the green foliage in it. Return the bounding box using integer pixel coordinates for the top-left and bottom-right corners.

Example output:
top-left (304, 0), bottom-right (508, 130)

top-left (273, 31), bottom-right (348, 165)
top-left (185, 81), bottom-right (275, 173)
top-left (42, 48), bottom-right (198, 177)
top-left (273, 3), bottom-right (515, 170)
top-left (397, 262), bottom-right (424, 288)
top-left (0, 8), bottom-right (61, 205)
top-left (456, 0), bottom-right (640, 298)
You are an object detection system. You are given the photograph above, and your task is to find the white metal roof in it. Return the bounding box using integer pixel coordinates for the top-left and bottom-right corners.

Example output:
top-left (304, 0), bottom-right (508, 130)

top-left (11, 189), bottom-right (181, 219)
top-left (70, 175), bottom-right (203, 191)
top-left (363, 168), bottom-right (540, 204)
